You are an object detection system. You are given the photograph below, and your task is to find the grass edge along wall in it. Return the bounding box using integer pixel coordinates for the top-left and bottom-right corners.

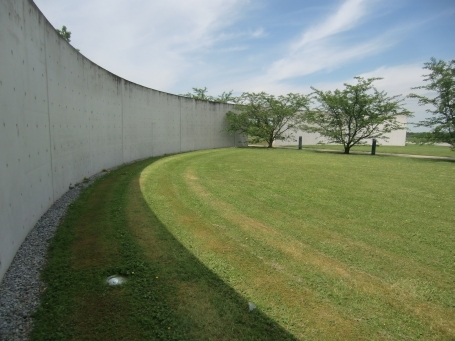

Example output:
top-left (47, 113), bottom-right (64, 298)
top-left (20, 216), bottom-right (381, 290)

top-left (0, 0), bottom-right (247, 281)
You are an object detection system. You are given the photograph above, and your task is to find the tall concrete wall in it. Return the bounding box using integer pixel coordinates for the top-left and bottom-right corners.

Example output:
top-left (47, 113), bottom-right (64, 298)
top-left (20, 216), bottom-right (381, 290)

top-left (0, 0), bottom-right (247, 281)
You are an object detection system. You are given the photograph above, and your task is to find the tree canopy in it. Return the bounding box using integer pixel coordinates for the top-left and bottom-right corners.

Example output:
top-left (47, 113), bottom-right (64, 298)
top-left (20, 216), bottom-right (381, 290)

top-left (56, 25), bottom-right (71, 43)
top-left (180, 87), bottom-right (236, 103)
top-left (301, 77), bottom-right (412, 154)
top-left (226, 92), bottom-right (310, 148)
top-left (408, 58), bottom-right (455, 149)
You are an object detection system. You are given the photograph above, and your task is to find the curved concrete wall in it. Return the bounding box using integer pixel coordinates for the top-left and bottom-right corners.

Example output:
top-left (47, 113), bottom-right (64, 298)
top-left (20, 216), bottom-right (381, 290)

top-left (0, 0), bottom-right (246, 281)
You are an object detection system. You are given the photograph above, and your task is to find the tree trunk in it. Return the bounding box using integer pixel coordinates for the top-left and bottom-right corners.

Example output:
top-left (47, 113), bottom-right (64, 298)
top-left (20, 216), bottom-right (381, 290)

top-left (344, 146), bottom-right (350, 154)
top-left (267, 136), bottom-right (274, 148)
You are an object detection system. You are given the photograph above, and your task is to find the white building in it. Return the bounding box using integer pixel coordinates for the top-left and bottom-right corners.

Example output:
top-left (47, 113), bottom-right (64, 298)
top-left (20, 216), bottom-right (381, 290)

top-left (273, 115), bottom-right (408, 147)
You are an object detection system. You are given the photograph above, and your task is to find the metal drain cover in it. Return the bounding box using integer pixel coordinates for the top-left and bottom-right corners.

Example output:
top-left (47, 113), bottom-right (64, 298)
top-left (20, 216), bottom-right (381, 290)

top-left (107, 275), bottom-right (126, 286)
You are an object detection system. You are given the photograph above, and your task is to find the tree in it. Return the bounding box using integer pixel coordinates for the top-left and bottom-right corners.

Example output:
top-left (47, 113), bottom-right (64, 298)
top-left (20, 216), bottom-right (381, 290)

top-left (215, 90), bottom-right (236, 103)
top-left (180, 87), bottom-right (236, 103)
top-left (300, 77), bottom-right (412, 154)
top-left (226, 92), bottom-right (310, 148)
top-left (406, 132), bottom-right (435, 145)
top-left (408, 58), bottom-right (455, 149)
top-left (56, 25), bottom-right (71, 43)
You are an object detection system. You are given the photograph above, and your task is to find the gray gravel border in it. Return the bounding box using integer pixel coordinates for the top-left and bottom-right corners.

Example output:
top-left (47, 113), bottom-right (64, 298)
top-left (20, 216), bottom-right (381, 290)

top-left (0, 171), bottom-right (107, 341)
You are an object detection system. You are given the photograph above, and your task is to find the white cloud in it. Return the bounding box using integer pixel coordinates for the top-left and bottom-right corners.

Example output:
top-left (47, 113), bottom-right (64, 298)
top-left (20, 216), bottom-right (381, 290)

top-left (33, 0), bottom-right (448, 127)
top-left (265, 33), bottom-right (396, 82)
top-left (292, 0), bottom-right (367, 50)
top-left (304, 63), bottom-right (433, 127)
top-left (250, 27), bottom-right (266, 38)
top-left (35, 0), bottom-right (251, 90)
top-left (254, 0), bottom-right (393, 85)
top-left (358, 64), bottom-right (426, 95)
top-left (358, 64), bottom-right (435, 125)
top-left (227, 62), bottom-right (434, 130)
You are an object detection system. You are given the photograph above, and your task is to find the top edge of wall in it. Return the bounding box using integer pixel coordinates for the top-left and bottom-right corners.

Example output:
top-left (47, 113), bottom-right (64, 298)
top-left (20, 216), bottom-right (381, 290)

top-left (28, 0), bottom-right (229, 105)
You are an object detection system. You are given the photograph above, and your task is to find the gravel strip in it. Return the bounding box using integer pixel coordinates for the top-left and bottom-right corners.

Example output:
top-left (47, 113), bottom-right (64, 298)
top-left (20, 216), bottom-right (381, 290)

top-left (0, 172), bottom-right (107, 341)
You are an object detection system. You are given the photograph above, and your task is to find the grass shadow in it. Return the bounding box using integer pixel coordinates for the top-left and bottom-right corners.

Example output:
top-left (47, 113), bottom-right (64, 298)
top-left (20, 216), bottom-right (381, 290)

top-left (32, 157), bottom-right (297, 341)
top-left (130, 162), bottom-right (298, 340)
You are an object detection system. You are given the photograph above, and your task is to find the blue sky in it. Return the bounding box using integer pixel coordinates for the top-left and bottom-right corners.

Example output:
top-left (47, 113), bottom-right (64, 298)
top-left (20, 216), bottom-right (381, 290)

top-left (34, 0), bottom-right (455, 130)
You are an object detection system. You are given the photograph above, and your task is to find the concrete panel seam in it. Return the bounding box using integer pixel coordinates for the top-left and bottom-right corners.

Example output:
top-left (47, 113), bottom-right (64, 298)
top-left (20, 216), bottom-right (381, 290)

top-left (121, 78), bottom-right (124, 164)
top-left (43, 19), bottom-right (54, 203)
top-left (179, 97), bottom-right (182, 152)
top-left (0, 0), bottom-right (244, 282)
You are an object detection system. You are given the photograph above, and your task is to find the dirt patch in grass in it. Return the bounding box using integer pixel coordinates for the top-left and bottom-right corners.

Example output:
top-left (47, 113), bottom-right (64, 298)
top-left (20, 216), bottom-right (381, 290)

top-left (70, 289), bottom-right (133, 341)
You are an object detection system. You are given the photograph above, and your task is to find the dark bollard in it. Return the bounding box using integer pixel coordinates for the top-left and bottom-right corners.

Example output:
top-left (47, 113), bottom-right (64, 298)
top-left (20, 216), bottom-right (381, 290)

top-left (371, 139), bottom-right (377, 155)
top-left (298, 136), bottom-right (302, 150)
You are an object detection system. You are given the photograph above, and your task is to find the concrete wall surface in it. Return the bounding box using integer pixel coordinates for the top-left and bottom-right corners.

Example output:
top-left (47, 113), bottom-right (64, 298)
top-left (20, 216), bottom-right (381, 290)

top-left (0, 0), bottom-right (247, 281)
top-left (273, 115), bottom-right (408, 147)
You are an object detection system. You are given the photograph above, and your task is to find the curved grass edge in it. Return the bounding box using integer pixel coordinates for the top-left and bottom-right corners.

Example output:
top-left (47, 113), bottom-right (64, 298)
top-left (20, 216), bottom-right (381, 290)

top-left (31, 154), bottom-right (297, 341)
top-left (138, 148), bottom-right (455, 340)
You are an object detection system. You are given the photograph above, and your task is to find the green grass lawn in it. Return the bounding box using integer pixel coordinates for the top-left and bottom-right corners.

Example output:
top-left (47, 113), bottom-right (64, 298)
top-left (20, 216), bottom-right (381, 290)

top-left (33, 148), bottom-right (455, 340)
top-left (295, 143), bottom-right (455, 158)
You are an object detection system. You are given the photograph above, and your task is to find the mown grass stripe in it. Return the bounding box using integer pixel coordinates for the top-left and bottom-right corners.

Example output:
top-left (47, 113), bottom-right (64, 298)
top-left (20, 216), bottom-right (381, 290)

top-left (30, 148), bottom-right (455, 340)
top-left (33, 157), bottom-right (296, 341)
top-left (141, 148), bottom-right (455, 340)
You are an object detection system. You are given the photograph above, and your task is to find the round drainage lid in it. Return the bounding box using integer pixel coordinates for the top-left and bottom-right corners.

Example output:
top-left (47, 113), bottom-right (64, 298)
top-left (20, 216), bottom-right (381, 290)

top-left (107, 275), bottom-right (126, 286)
